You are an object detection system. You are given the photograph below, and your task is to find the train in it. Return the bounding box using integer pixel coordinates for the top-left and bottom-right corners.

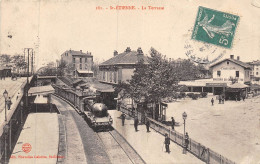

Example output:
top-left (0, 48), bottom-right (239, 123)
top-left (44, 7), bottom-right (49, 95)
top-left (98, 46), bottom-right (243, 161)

top-left (53, 85), bottom-right (113, 130)
top-left (83, 96), bottom-right (113, 129)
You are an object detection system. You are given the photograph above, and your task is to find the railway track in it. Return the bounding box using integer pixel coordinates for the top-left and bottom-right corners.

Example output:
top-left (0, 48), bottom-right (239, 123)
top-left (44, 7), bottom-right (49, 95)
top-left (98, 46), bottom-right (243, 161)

top-left (53, 94), bottom-right (145, 164)
top-left (97, 129), bottom-right (146, 164)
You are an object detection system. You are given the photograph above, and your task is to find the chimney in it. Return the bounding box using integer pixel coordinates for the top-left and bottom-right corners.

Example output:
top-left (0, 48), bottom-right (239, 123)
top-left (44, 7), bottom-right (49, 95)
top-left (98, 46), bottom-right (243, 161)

top-left (125, 47), bottom-right (131, 53)
top-left (237, 56), bottom-right (240, 61)
top-left (137, 47), bottom-right (144, 63)
top-left (230, 55), bottom-right (234, 59)
top-left (80, 50), bottom-right (82, 53)
top-left (114, 50), bottom-right (118, 56)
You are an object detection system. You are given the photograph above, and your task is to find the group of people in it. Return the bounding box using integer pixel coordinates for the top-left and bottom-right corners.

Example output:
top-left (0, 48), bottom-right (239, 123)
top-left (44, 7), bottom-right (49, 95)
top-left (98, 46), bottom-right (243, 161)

top-left (120, 113), bottom-right (190, 154)
top-left (121, 113), bottom-right (150, 132)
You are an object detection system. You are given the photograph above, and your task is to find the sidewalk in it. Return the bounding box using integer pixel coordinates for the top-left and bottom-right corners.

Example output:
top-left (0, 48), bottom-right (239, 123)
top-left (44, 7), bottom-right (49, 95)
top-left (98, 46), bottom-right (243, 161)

top-left (0, 77), bottom-right (29, 136)
top-left (9, 113), bottom-right (59, 164)
top-left (108, 110), bottom-right (203, 164)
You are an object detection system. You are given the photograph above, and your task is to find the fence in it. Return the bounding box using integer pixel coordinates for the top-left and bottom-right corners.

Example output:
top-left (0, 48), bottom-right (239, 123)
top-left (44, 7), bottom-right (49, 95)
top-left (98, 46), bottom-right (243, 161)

top-left (120, 106), bottom-right (236, 164)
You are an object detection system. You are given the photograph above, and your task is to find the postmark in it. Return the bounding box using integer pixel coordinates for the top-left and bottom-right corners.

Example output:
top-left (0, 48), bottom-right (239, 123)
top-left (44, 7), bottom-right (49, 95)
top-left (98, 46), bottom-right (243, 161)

top-left (22, 143), bottom-right (32, 153)
top-left (192, 6), bottom-right (239, 49)
top-left (184, 28), bottom-right (226, 64)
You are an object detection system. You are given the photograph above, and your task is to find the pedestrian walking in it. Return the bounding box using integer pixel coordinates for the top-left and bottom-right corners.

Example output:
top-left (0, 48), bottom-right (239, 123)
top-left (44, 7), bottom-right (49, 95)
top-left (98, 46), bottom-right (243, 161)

top-left (134, 116), bottom-right (138, 132)
top-left (222, 97), bottom-right (225, 104)
top-left (7, 97), bottom-right (12, 110)
top-left (121, 113), bottom-right (126, 126)
top-left (146, 118), bottom-right (150, 132)
top-left (184, 132), bottom-right (189, 152)
top-left (211, 98), bottom-right (214, 106)
top-left (117, 101), bottom-right (121, 111)
top-left (242, 95), bottom-right (245, 101)
top-left (164, 133), bottom-right (170, 153)
top-left (171, 117), bottom-right (175, 130)
top-left (235, 95), bottom-right (238, 102)
top-left (218, 95), bottom-right (221, 104)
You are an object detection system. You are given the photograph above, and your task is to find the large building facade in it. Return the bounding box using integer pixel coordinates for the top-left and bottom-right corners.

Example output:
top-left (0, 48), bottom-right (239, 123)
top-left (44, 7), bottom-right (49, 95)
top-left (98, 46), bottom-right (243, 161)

top-left (98, 47), bottom-right (148, 84)
top-left (61, 49), bottom-right (93, 77)
top-left (248, 60), bottom-right (260, 79)
top-left (179, 55), bottom-right (252, 99)
top-left (210, 55), bottom-right (251, 84)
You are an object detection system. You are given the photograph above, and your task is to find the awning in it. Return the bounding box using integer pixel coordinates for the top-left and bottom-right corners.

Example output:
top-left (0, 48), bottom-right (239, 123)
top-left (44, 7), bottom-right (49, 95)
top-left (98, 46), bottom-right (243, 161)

top-left (76, 70), bottom-right (94, 74)
top-left (28, 85), bottom-right (55, 96)
top-left (227, 83), bottom-right (249, 89)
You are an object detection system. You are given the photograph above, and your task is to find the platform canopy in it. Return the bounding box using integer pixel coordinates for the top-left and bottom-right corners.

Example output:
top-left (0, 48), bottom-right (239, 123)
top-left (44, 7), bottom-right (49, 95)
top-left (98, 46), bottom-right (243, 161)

top-left (28, 85), bottom-right (55, 96)
top-left (227, 83), bottom-right (249, 88)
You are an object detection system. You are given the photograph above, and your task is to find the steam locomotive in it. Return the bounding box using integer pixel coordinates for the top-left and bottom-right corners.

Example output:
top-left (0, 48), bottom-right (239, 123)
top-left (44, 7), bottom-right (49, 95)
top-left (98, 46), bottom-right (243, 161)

top-left (82, 97), bottom-right (113, 130)
top-left (53, 85), bottom-right (113, 130)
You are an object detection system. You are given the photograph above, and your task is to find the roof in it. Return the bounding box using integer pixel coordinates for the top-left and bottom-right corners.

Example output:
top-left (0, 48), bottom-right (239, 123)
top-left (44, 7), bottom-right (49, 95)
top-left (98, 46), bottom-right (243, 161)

top-left (0, 66), bottom-right (11, 70)
top-left (28, 85), bottom-right (55, 96)
top-left (209, 58), bottom-right (251, 69)
top-left (65, 50), bottom-right (92, 57)
top-left (37, 76), bottom-right (57, 79)
top-left (76, 70), bottom-right (94, 74)
top-left (72, 79), bottom-right (86, 84)
top-left (100, 50), bottom-right (148, 66)
top-left (248, 60), bottom-right (260, 65)
top-left (227, 83), bottom-right (249, 88)
top-left (78, 80), bottom-right (114, 92)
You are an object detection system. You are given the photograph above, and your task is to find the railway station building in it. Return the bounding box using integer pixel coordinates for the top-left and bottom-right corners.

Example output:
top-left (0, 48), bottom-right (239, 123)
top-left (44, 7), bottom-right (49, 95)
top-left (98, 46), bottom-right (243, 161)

top-left (179, 55), bottom-right (252, 100)
top-left (98, 47), bottom-right (148, 85)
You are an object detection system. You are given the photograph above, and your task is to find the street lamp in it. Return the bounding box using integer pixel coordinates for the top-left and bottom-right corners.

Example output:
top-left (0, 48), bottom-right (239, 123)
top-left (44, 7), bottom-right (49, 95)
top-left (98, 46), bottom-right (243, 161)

top-left (20, 101), bottom-right (24, 124)
top-left (3, 90), bottom-right (8, 122)
top-left (182, 111), bottom-right (187, 154)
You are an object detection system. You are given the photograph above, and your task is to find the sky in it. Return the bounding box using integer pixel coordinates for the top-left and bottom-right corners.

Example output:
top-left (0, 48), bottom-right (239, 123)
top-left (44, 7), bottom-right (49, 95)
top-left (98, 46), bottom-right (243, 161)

top-left (0, 0), bottom-right (260, 69)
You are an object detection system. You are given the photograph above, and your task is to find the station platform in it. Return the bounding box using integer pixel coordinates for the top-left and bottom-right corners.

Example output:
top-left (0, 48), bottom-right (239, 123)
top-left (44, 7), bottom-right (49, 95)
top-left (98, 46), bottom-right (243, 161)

top-left (0, 77), bottom-right (30, 136)
top-left (9, 113), bottom-right (59, 164)
top-left (108, 110), bottom-right (203, 164)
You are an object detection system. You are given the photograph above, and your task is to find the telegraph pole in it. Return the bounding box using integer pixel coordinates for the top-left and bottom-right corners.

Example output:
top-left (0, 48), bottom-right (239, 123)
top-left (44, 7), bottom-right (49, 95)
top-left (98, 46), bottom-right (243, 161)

top-left (24, 48), bottom-right (33, 109)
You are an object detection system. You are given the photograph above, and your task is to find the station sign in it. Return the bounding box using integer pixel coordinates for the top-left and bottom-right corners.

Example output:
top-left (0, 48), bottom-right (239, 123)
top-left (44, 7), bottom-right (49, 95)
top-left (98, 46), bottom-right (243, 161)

top-left (206, 83), bottom-right (227, 87)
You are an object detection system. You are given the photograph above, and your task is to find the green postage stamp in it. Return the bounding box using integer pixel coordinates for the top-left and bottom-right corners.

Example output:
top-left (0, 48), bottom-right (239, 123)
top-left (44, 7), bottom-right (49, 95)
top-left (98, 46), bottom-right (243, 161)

top-left (192, 6), bottom-right (239, 49)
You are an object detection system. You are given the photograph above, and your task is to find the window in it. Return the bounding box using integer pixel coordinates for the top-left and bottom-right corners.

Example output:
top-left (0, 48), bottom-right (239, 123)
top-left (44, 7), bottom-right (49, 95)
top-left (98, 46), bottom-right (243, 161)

top-left (257, 68), bottom-right (259, 70)
top-left (80, 64), bottom-right (82, 70)
top-left (236, 71), bottom-right (239, 77)
top-left (103, 71), bottom-right (105, 81)
top-left (257, 72), bottom-right (259, 75)
top-left (85, 65), bottom-right (88, 70)
top-left (227, 61), bottom-right (229, 65)
top-left (73, 64), bottom-right (75, 69)
top-left (217, 71), bottom-right (221, 77)
top-left (80, 58), bottom-right (82, 63)
top-left (85, 58), bottom-right (88, 63)
top-left (73, 58), bottom-right (75, 63)
top-left (114, 72), bottom-right (117, 83)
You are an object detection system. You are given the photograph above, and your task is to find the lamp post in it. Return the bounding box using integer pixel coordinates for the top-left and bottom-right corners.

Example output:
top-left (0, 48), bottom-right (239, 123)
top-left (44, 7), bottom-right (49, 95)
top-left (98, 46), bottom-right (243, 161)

top-left (3, 90), bottom-right (8, 122)
top-left (182, 111), bottom-right (187, 154)
top-left (20, 101), bottom-right (24, 124)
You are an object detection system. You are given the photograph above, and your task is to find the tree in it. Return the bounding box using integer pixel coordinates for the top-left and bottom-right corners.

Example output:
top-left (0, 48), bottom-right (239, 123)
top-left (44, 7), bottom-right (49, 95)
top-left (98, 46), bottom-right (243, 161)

top-left (57, 60), bottom-right (73, 76)
top-left (0, 54), bottom-right (12, 63)
top-left (12, 55), bottom-right (27, 73)
top-left (115, 47), bottom-right (180, 120)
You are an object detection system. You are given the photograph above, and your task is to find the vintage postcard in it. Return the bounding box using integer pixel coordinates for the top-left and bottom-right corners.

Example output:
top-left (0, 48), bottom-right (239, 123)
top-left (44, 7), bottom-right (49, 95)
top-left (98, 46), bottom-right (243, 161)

top-left (0, 0), bottom-right (260, 164)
